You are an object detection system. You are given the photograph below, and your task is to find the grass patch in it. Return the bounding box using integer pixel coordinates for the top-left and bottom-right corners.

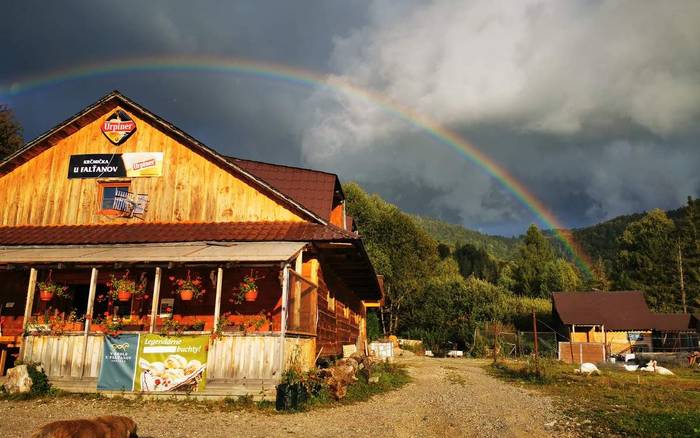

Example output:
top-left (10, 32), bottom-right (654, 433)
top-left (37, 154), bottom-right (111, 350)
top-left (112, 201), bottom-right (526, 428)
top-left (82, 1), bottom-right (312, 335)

top-left (490, 359), bottom-right (700, 437)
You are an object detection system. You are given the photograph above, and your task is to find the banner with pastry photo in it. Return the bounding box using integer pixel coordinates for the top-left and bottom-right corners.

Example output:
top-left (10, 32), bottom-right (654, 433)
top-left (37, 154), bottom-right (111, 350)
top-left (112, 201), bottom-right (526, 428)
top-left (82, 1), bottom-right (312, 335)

top-left (134, 334), bottom-right (208, 392)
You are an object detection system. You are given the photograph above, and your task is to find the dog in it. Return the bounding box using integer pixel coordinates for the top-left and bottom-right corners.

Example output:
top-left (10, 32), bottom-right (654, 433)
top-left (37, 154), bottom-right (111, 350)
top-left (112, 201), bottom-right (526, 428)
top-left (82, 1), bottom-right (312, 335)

top-left (31, 415), bottom-right (137, 438)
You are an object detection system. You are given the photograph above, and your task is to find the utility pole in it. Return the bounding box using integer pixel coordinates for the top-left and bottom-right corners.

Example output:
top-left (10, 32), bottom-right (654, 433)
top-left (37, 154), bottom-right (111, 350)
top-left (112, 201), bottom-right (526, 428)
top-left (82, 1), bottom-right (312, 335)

top-left (678, 239), bottom-right (687, 313)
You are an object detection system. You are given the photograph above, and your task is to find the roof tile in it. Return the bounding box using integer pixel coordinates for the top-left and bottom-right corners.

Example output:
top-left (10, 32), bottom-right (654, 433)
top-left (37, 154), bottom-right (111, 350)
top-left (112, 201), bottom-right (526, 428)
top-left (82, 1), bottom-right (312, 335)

top-left (0, 222), bottom-right (357, 246)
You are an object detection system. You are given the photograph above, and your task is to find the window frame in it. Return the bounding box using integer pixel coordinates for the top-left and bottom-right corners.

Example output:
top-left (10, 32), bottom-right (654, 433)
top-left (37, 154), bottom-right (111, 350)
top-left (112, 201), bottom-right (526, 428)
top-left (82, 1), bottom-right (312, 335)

top-left (97, 180), bottom-right (131, 215)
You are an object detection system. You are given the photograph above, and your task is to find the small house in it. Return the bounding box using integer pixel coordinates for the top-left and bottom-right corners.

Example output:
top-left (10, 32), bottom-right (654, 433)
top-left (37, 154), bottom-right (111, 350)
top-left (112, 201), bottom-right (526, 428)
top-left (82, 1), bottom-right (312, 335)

top-left (0, 91), bottom-right (382, 397)
top-left (552, 291), bottom-right (698, 363)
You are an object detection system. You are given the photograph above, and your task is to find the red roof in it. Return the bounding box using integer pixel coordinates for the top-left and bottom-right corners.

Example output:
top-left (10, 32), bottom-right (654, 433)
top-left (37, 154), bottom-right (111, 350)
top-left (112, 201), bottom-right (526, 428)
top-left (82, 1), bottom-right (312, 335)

top-left (0, 222), bottom-right (356, 246)
top-left (553, 291), bottom-right (695, 331)
top-left (229, 157), bottom-right (338, 220)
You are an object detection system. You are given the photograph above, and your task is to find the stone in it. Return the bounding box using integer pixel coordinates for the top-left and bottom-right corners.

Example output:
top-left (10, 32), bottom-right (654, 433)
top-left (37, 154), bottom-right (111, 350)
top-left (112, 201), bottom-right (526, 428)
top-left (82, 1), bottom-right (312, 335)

top-left (3, 364), bottom-right (33, 394)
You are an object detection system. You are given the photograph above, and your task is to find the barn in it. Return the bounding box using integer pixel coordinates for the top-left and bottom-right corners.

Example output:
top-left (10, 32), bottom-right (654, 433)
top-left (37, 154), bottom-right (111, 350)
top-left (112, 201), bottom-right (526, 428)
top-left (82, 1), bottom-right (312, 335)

top-left (0, 91), bottom-right (382, 397)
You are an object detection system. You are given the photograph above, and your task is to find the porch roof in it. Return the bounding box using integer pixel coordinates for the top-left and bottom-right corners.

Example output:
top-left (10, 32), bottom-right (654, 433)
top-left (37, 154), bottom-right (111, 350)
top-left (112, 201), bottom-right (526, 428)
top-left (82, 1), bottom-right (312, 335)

top-left (0, 241), bottom-right (306, 264)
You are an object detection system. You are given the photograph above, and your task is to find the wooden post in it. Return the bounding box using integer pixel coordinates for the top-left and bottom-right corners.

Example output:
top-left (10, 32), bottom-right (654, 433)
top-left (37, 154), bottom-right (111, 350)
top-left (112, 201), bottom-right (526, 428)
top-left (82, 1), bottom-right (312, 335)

top-left (213, 267), bottom-right (223, 332)
top-left (278, 264), bottom-right (290, 377)
top-left (292, 254), bottom-right (303, 329)
top-left (532, 310), bottom-right (539, 374)
top-left (602, 324), bottom-right (607, 359)
top-left (81, 267), bottom-right (98, 378)
top-left (22, 268), bottom-right (38, 332)
top-left (0, 348), bottom-right (6, 377)
top-left (149, 267), bottom-right (162, 334)
top-left (579, 343), bottom-right (583, 369)
top-left (84, 268), bottom-right (98, 334)
top-left (568, 327), bottom-right (575, 364)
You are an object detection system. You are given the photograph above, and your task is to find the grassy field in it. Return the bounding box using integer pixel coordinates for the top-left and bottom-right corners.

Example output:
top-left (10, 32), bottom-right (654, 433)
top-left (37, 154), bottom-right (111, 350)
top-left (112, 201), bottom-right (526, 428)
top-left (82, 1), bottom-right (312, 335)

top-left (490, 359), bottom-right (700, 437)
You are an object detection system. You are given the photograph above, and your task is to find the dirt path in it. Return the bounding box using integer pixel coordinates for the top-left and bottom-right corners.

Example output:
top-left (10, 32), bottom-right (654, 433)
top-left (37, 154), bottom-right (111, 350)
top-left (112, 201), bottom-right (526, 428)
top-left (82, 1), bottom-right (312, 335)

top-left (1, 357), bottom-right (578, 437)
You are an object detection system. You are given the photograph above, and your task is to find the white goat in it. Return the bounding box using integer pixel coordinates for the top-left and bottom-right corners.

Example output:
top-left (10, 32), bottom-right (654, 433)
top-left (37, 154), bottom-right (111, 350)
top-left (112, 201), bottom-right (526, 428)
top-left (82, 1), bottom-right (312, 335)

top-left (574, 362), bottom-right (600, 375)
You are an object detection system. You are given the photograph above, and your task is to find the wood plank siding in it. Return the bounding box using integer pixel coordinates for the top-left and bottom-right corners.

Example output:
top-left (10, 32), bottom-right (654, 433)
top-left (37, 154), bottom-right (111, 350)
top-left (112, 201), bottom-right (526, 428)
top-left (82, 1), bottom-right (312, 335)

top-left (0, 106), bottom-right (303, 226)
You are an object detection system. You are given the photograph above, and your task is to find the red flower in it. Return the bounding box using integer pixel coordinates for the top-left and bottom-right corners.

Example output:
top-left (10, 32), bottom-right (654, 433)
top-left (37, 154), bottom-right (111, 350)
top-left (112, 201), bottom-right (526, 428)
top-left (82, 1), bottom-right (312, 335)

top-left (168, 276), bottom-right (175, 281)
top-left (103, 311), bottom-right (109, 316)
top-left (143, 294), bottom-right (149, 300)
top-left (165, 306), bottom-right (172, 313)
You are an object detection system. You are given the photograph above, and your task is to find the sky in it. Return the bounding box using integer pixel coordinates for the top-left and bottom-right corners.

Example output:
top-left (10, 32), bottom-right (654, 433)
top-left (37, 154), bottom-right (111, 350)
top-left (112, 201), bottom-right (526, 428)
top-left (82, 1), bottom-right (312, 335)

top-left (1, 0), bottom-right (699, 236)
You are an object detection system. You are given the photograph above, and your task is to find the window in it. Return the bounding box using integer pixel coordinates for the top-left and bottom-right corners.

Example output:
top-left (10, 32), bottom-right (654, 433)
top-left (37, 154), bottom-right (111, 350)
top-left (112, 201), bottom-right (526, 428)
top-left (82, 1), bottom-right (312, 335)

top-left (99, 182), bottom-right (130, 213)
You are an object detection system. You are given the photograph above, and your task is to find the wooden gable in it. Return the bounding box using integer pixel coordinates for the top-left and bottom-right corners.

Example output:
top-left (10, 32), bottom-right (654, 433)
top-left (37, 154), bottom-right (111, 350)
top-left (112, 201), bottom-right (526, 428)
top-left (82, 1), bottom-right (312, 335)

top-left (0, 97), bottom-right (306, 226)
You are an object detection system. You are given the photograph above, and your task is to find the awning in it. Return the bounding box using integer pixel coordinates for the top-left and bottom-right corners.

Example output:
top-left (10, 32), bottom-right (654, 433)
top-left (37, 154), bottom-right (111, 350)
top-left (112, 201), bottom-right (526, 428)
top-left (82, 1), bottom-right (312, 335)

top-left (0, 241), bottom-right (306, 264)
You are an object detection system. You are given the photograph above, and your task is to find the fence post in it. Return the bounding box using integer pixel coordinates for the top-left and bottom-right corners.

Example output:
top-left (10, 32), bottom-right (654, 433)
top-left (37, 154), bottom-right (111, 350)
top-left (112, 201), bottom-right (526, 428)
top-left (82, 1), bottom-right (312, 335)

top-left (579, 343), bottom-right (583, 369)
top-left (532, 311), bottom-right (539, 373)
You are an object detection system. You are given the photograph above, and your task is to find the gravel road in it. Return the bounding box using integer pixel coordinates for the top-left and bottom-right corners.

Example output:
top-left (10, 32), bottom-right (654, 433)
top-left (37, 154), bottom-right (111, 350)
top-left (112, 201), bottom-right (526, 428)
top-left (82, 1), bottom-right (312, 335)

top-left (1, 357), bottom-right (579, 437)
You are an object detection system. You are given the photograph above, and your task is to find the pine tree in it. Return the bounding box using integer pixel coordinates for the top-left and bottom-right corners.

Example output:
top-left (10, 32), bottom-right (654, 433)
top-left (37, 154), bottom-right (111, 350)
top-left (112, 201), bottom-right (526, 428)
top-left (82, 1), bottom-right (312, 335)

top-left (0, 104), bottom-right (24, 160)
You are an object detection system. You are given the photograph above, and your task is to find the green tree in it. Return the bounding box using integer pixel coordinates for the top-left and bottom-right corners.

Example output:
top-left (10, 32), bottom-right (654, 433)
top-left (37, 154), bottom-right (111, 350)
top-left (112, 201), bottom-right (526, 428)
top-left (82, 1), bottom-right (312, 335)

top-left (589, 256), bottom-right (611, 291)
top-left (0, 104), bottom-right (23, 160)
top-left (616, 209), bottom-right (678, 311)
top-left (453, 242), bottom-right (499, 283)
top-left (541, 258), bottom-right (582, 293)
top-left (344, 182), bottom-right (439, 334)
top-left (512, 225), bottom-right (556, 296)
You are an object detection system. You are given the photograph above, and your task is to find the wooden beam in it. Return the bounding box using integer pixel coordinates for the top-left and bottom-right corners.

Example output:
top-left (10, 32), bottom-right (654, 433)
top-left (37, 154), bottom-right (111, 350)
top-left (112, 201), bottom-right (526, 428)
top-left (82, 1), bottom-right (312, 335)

top-left (213, 267), bottom-right (223, 332)
top-left (149, 267), bottom-right (162, 333)
top-left (81, 267), bottom-right (98, 378)
top-left (278, 264), bottom-right (290, 377)
top-left (22, 268), bottom-right (38, 333)
top-left (84, 268), bottom-right (98, 334)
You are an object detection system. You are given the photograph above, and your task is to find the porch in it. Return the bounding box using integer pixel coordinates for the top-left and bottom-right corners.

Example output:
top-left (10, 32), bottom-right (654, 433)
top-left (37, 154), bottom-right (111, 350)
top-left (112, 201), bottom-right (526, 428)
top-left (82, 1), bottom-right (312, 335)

top-left (0, 241), bottom-right (318, 398)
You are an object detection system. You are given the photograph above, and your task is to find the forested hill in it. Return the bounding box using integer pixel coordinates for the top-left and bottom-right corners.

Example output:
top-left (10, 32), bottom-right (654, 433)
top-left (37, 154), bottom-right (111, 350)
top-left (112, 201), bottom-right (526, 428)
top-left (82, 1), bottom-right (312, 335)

top-left (411, 215), bottom-right (520, 260)
top-left (559, 200), bottom-right (698, 264)
top-left (415, 199), bottom-right (699, 265)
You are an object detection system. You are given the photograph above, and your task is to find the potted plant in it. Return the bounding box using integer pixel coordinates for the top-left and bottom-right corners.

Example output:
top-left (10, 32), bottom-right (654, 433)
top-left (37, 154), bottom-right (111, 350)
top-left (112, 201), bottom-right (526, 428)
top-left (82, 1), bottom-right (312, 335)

top-left (105, 317), bottom-right (123, 336)
top-left (37, 271), bottom-right (69, 302)
top-left (64, 310), bottom-right (84, 331)
top-left (189, 320), bottom-right (205, 331)
top-left (107, 271), bottom-right (145, 302)
top-left (170, 270), bottom-right (206, 301)
top-left (235, 270), bottom-right (264, 303)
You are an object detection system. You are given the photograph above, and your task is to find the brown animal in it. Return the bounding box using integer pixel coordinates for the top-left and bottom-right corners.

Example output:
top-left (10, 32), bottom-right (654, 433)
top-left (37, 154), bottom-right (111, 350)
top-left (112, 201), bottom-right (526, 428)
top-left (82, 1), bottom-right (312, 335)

top-left (31, 415), bottom-right (137, 438)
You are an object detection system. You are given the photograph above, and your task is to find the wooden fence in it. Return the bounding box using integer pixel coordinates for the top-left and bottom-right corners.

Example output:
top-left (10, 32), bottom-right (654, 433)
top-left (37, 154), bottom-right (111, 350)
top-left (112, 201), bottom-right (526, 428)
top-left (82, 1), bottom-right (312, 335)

top-left (558, 342), bottom-right (606, 364)
top-left (22, 334), bottom-right (315, 385)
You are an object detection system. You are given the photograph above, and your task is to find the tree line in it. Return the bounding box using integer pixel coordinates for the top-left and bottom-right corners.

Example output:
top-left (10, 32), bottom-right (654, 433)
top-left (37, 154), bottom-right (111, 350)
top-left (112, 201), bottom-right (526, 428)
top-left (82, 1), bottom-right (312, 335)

top-left (344, 182), bottom-right (699, 351)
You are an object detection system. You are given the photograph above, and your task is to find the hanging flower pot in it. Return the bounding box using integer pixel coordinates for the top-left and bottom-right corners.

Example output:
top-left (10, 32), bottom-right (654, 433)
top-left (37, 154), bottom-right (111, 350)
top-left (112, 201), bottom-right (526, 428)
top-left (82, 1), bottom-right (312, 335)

top-left (170, 270), bottom-right (206, 302)
top-left (117, 290), bottom-right (132, 302)
top-left (37, 270), bottom-right (69, 302)
top-left (39, 290), bottom-right (54, 301)
top-left (244, 287), bottom-right (259, 302)
top-left (108, 271), bottom-right (145, 303)
top-left (235, 270), bottom-right (264, 303)
top-left (179, 289), bottom-right (194, 301)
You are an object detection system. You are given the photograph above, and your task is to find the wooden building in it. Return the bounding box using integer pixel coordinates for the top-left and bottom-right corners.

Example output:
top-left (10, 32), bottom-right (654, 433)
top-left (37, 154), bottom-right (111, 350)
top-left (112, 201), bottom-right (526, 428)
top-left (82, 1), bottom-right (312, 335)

top-left (552, 291), bottom-right (698, 363)
top-left (0, 91), bottom-right (381, 397)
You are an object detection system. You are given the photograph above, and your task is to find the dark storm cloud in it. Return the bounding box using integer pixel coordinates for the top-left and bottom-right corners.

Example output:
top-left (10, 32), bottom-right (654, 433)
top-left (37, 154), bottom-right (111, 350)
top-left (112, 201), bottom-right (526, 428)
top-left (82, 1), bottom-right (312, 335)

top-left (1, 0), bottom-right (370, 164)
top-left (2, 1), bottom-right (699, 235)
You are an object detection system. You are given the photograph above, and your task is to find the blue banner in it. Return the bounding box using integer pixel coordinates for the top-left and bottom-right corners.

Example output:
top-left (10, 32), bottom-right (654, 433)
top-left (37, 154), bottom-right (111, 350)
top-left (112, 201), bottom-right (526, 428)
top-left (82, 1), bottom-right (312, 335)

top-left (97, 334), bottom-right (140, 391)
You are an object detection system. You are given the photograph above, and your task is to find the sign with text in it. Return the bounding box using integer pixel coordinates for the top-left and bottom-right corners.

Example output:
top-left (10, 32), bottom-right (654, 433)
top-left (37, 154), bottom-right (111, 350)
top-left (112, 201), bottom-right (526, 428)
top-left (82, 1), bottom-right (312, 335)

top-left (101, 109), bottom-right (136, 145)
top-left (134, 335), bottom-right (208, 392)
top-left (67, 153), bottom-right (163, 179)
top-left (97, 334), bottom-right (140, 391)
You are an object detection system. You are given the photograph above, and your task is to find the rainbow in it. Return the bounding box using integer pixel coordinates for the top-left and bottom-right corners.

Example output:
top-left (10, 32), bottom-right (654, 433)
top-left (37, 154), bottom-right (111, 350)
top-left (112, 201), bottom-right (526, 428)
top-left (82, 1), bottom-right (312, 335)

top-left (0, 55), bottom-right (593, 275)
